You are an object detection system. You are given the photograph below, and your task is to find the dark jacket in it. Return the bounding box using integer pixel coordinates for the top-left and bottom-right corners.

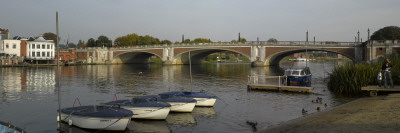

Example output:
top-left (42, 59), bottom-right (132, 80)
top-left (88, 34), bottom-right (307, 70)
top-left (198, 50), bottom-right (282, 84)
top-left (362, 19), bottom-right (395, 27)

top-left (382, 63), bottom-right (392, 71)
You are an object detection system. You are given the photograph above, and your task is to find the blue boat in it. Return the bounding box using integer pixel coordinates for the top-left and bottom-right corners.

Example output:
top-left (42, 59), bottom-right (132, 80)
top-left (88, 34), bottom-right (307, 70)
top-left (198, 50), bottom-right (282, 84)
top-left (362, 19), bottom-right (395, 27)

top-left (102, 98), bottom-right (171, 120)
top-left (283, 66), bottom-right (312, 87)
top-left (138, 95), bottom-right (197, 112)
top-left (0, 121), bottom-right (25, 133)
top-left (58, 105), bottom-right (133, 131)
top-left (159, 91), bottom-right (217, 107)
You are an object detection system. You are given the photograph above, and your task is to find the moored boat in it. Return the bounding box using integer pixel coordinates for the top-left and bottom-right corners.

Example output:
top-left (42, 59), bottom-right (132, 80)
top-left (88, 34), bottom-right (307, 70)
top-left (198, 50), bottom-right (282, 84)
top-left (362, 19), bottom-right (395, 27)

top-left (58, 105), bottom-right (133, 131)
top-left (0, 121), bottom-right (25, 133)
top-left (282, 66), bottom-right (312, 87)
top-left (159, 91), bottom-right (217, 107)
top-left (102, 98), bottom-right (171, 120)
top-left (138, 95), bottom-right (197, 112)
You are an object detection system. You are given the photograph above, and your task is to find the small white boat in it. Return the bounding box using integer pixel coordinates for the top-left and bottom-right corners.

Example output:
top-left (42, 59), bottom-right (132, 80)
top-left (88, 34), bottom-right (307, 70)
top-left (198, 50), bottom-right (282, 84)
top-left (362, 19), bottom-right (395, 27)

top-left (159, 91), bottom-right (217, 107)
top-left (140, 95), bottom-right (197, 112)
top-left (58, 105), bottom-right (133, 131)
top-left (102, 98), bottom-right (171, 120)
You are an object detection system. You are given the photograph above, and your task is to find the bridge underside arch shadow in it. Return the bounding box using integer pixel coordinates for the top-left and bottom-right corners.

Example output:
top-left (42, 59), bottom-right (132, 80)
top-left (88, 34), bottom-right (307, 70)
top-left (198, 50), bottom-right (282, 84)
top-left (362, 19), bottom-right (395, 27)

top-left (113, 52), bottom-right (161, 64)
top-left (265, 49), bottom-right (355, 66)
top-left (172, 49), bottom-right (250, 65)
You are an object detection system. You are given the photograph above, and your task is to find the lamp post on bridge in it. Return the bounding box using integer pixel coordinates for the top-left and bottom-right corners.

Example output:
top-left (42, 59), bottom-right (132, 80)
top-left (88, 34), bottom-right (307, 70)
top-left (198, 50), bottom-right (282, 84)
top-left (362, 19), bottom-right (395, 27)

top-left (238, 32), bottom-right (241, 42)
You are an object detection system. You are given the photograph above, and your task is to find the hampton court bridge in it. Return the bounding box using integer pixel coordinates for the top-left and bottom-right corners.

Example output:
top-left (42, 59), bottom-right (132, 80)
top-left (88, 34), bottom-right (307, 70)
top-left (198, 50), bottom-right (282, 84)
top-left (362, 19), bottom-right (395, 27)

top-left (74, 40), bottom-right (400, 66)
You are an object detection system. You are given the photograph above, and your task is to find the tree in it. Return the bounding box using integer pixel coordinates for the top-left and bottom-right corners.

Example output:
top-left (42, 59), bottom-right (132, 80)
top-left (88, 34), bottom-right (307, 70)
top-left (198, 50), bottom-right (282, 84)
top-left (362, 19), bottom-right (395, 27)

top-left (239, 38), bottom-right (247, 43)
top-left (192, 38), bottom-right (212, 43)
top-left (231, 40), bottom-right (238, 43)
top-left (139, 35), bottom-right (159, 45)
top-left (267, 38), bottom-right (278, 42)
top-left (87, 38), bottom-right (96, 47)
top-left (371, 26), bottom-right (400, 40)
top-left (96, 35), bottom-right (112, 47)
top-left (77, 40), bottom-right (86, 48)
top-left (43, 32), bottom-right (60, 44)
top-left (114, 33), bottom-right (140, 47)
top-left (67, 43), bottom-right (77, 48)
top-left (184, 39), bottom-right (191, 43)
top-left (161, 40), bottom-right (172, 44)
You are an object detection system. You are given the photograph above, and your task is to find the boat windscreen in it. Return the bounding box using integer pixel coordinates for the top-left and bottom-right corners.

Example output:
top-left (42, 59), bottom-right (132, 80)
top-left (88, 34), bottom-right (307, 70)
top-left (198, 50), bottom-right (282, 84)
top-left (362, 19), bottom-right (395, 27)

top-left (292, 71), bottom-right (300, 75)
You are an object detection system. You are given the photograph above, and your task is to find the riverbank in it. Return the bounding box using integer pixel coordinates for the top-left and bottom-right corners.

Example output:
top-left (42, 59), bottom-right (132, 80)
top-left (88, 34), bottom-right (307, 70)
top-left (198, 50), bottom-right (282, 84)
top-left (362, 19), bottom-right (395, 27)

top-left (260, 93), bottom-right (400, 133)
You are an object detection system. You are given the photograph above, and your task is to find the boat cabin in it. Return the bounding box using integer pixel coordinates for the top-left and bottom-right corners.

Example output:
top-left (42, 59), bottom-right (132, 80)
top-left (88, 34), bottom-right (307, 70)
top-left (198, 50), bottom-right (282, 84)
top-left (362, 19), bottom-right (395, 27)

top-left (284, 66), bottom-right (311, 77)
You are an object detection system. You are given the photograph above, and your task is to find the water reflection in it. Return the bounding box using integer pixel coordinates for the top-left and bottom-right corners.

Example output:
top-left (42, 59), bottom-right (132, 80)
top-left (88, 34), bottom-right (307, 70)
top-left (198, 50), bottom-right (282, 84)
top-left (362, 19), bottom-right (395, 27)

top-left (192, 107), bottom-right (216, 117)
top-left (128, 120), bottom-right (170, 133)
top-left (0, 61), bottom-right (355, 133)
top-left (166, 113), bottom-right (196, 127)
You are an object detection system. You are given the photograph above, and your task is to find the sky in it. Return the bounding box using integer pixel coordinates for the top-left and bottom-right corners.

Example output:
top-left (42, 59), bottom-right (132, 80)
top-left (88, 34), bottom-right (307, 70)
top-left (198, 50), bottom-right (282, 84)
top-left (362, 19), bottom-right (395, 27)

top-left (1, 0), bottom-right (399, 44)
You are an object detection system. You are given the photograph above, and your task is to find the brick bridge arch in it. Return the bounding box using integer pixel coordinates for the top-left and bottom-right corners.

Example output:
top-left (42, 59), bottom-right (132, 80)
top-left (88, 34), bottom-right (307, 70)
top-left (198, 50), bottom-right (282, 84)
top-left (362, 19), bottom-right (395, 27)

top-left (264, 48), bottom-right (356, 66)
top-left (112, 49), bottom-right (163, 64)
top-left (170, 47), bottom-right (251, 65)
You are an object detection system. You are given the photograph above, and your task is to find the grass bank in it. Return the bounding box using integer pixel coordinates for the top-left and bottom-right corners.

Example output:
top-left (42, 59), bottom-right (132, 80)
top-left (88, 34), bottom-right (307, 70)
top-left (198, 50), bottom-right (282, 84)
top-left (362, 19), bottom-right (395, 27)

top-left (328, 54), bottom-right (399, 96)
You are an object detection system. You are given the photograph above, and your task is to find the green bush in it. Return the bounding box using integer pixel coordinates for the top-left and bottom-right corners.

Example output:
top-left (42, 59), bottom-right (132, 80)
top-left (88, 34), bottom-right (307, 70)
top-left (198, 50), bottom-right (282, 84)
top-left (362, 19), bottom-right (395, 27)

top-left (328, 54), bottom-right (399, 96)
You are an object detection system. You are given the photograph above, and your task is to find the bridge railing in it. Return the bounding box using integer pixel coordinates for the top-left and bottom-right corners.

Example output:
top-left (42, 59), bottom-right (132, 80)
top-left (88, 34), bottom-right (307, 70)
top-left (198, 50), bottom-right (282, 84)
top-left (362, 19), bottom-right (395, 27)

top-left (106, 41), bottom-right (359, 49)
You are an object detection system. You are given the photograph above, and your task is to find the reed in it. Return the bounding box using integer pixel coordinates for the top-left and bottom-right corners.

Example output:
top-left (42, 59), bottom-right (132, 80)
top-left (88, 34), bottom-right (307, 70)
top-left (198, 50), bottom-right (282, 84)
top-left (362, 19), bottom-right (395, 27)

top-left (328, 54), bottom-right (399, 96)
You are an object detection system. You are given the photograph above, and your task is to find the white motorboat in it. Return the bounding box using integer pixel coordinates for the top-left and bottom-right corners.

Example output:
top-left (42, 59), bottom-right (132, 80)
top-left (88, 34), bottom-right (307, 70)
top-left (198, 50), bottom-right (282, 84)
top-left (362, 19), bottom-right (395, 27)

top-left (102, 98), bottom-right (171, 120)
top-left (58, 105), bottom-right (133, 131)
top-left (140, 95), bottom-right (197, 112)
top-left (159, 91), bottom-right (217, 107)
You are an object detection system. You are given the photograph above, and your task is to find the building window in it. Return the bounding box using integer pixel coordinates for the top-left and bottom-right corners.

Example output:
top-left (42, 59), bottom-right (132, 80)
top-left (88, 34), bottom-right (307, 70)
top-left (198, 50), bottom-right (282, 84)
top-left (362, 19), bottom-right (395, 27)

top-left (47, 52), bottom-right (50, 57)
top-left (32, 52), bottom-right (35, 57)
top-left (42, 52), bottom-right (45, 57)
top-left (42, 45), bottom-right (45, 49)
top-left (6, 44), bottom-right (9, 49)
top-left (13, 44), bottom-right (16, 49)
top-left (47, 45), bottom-right (50, 49)
top-left (37, 52), bottom-right (40, 57)
top-left (32, 44), bottom-right (35, 49)
top-left (37, 45), bottom-right (40, 49)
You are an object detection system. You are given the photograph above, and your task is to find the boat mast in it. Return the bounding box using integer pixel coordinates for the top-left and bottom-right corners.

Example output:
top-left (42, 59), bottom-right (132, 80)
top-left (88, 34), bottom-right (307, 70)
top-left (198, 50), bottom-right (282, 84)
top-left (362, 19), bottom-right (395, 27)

top-left (189, 51), bottom-right (193, 92)
top-left (306, 31), bottom-right (308, 67)
top-left (56, 11), bottom-right (62, 130)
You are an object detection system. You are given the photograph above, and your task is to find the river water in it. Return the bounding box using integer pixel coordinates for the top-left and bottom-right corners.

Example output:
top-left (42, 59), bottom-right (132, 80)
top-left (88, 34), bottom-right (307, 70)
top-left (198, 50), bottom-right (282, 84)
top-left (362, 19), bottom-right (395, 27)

top-left (0, 61), bottom-right (352, 133)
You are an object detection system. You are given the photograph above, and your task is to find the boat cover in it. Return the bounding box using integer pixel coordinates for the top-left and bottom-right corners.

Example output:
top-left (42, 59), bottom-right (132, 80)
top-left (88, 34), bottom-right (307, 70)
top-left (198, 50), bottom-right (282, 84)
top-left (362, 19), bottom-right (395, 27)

top-left (138, 95), bottom-right (197, 103)
top-left (159, 91), bottom-right (216, 98)
top-left (103, 99), bottom-right (171, 108)
top-left (60, 105), bottom-right (133, 118)
top-left (0, 121), bottom-right (24, 133)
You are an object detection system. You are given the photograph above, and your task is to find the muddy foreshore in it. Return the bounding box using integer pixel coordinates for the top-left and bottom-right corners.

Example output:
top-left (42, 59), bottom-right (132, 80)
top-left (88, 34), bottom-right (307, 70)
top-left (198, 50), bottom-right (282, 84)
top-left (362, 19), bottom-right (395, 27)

top-left (260, 93), bottom-right (400, 133)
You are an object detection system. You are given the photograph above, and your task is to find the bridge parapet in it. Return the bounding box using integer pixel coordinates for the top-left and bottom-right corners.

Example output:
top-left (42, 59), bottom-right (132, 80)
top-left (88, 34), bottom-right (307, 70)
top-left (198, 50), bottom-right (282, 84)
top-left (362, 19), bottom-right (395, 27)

top-left (106, 41), bottom-right (359, 49)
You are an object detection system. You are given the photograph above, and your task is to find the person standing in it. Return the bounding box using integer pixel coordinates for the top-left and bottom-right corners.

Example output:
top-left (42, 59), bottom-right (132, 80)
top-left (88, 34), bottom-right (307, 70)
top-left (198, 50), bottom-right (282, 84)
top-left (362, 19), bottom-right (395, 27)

top-left (382, 58), bottom-right (394, 88)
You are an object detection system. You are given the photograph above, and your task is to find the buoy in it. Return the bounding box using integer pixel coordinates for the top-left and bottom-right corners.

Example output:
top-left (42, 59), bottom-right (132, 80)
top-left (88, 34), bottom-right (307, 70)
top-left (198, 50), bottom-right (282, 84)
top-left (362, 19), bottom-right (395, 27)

top-left (68, 119), bottom-right (73, 126)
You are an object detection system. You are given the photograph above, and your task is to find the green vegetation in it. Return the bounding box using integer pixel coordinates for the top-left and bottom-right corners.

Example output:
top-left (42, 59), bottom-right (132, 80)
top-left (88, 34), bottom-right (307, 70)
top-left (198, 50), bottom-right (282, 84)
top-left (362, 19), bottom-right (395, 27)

top-left (328, 54), bottom-right (399, 96)
top-left (371, 26), bottom-right (400, 40)
top-left (150, 56), bottom-right (163, 63)
top-left (202, 52), bottom-right (250, 63)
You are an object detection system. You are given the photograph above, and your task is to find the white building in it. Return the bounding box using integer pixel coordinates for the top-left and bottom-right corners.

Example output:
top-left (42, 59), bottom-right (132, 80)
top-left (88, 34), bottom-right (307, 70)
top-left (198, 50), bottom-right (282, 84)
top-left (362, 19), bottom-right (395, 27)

top-left (25, 36), bottom-right (55, 63)
top-left (0, 39), bottom-right (21, 56)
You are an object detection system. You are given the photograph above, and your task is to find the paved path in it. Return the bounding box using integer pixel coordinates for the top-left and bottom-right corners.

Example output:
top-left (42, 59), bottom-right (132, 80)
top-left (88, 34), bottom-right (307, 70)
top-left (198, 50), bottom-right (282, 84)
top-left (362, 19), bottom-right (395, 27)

top-left (260, 93), bottom-right (400, 133)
